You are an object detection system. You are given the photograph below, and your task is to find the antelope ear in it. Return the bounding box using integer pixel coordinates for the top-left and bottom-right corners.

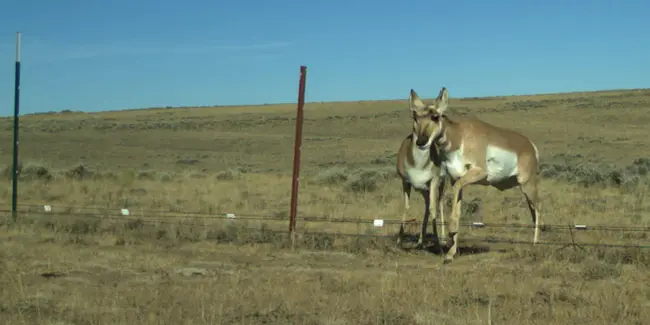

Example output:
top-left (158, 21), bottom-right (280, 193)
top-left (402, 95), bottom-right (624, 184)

top-left (409, 89), bottom-right (426, 112)
top-left (434, 87), bottom-right (449, 114)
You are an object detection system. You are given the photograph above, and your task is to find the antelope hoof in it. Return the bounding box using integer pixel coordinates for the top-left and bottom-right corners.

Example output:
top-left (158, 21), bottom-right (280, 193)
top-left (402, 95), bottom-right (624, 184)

top-left (443, 257), bottom-right (454, 264)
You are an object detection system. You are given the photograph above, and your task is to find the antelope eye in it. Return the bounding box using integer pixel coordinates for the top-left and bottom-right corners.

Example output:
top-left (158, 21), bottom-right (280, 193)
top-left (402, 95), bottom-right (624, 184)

top-left (431, 114), bottom-right (439, 122)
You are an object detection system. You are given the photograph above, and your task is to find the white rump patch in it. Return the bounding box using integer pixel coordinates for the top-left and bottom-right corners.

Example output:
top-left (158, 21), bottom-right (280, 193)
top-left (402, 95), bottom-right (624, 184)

top-left (531, 141), bottom-right (540, 162)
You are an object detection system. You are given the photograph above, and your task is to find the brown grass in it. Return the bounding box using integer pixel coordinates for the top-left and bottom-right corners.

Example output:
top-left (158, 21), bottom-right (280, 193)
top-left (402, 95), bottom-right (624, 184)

top-left (1, 88), bottom-right (650, 324)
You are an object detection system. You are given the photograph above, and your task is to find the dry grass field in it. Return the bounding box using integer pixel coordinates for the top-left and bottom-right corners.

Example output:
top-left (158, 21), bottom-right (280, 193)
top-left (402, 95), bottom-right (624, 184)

top-left (1, 88), bottom-right (650, 324)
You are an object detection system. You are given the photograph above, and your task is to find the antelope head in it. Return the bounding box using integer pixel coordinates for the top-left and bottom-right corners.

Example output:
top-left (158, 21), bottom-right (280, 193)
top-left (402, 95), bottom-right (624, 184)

top-left (408, 87), bottom-right (449, 150)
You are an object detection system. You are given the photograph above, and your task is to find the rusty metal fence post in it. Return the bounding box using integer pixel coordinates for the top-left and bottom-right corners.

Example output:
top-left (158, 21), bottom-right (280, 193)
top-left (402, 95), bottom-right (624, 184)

top-left (289, 66), bottom-right (307, 247)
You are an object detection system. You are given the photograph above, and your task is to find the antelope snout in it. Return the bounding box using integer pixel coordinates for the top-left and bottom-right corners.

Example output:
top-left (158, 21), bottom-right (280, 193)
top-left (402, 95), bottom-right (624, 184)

top-left (416, 137), bottom-right (429, 149)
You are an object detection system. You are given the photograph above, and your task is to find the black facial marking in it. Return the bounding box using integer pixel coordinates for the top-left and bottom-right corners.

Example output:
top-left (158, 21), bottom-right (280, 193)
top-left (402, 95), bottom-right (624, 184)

top-left (428, 109), bottom-right (441, 122)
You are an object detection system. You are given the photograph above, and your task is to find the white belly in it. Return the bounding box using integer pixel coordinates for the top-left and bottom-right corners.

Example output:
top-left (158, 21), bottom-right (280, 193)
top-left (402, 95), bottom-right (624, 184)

top-left (443, 145), bottom-right (519, 183)
top-left (443, 149), bottom-right (467, 180)
top-left (485, 145), bottom-right (519, 183)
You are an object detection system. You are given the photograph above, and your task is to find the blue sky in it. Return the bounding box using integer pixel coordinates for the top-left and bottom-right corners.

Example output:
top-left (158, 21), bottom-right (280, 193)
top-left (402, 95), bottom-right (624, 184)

top-left (1, 0), bottom-right (649, 115)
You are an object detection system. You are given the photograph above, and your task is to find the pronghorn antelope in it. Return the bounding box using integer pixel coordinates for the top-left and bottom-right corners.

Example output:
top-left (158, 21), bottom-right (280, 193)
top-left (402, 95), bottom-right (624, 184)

top-left (420, 87), bottom-right (541, 263)
top-left (395, 89), bottom-right (448, 249)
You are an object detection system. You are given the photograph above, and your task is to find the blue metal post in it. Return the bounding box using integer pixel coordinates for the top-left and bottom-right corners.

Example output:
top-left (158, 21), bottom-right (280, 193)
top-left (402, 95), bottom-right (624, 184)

top-left (11, 32), bottom-right (21, 222)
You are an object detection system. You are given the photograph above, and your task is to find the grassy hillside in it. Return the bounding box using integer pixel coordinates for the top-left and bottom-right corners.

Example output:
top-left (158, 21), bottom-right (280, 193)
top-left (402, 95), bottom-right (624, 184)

top-left (0, 88), bottom-right (649, 324)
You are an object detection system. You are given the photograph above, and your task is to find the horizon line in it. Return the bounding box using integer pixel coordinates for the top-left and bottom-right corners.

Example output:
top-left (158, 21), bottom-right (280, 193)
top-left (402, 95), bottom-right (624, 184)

top-left (3, 86), bottom-right (649, 118)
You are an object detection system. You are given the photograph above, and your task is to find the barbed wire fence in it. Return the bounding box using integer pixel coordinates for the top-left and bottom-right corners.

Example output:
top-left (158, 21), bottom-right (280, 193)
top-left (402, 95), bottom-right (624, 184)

top-left (5, 202), bottom-right (650, 251)
top-left (4, 37), bottom-right (650, 254)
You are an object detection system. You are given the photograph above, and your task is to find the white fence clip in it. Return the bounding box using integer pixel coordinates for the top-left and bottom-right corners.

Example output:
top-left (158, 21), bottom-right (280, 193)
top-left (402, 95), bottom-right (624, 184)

top-left (43, 205), bottom-right (52, 212)
top-left (373, 219), bottom-right (384, 227)
top-left (471, 222), bottom-right (485, 228)
top-left (574, 224), bottom-right (587, 230)
top-left (225, 213), bottom-right (236, 219)
top-left (120, 208), bottom-right (130, 216)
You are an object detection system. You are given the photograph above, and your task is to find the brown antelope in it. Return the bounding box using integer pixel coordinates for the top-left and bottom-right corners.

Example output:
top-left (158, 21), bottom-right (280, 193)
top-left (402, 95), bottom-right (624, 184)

top-left (418, 86), bottom-right (542, 263)
top-left (395, 89), bottom-right (448, 249)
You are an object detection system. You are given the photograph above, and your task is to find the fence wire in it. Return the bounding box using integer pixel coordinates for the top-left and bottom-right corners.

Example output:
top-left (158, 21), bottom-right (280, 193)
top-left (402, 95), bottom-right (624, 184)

top-left (3, 205), bottom-right (650, 250)
top-left (11, 203), bottom-right (650, 232)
